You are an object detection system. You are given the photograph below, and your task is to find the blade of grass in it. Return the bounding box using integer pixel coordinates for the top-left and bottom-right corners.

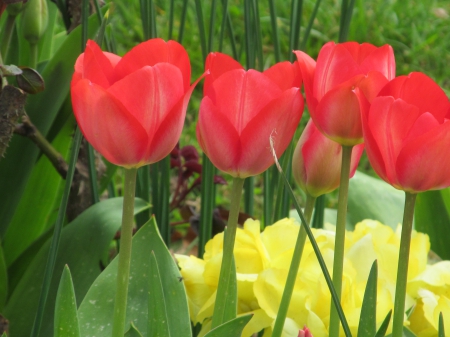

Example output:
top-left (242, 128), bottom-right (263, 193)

top-left (299, 0), bottom-right (322, 50)
top-left (218, 0), bottom-right (229, 52)
top-left (198, 156), bottom-right (215, 258)
top-left (270, 136), bottom-right (352, 337)
top-left (289, 0), bottom-right (303, 61)
top-left (194, 0), bottom-right (208, 60)
top-left (339, 0), bottom-right (356, 42)
top-left (159, 156), bottom-right (171, 246)
top-left (168, 0), bottom-right (174, 40)
top-left (252, 0), bottom-right (263, 69)
top-left (30, 128), bottom-right (83, 337)
top-left (208, 0), bottom-right (218, 52)
top-left (268, 0), bottom-right (281, 62)
top-left (311, 194), bottom-right (325, 229)
top-left (178, 0), bottom-right (189, 44)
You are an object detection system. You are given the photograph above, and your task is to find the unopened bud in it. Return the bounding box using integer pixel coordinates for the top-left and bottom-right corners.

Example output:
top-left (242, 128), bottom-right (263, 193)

top-left (21, 0), bottom-right (48, 44)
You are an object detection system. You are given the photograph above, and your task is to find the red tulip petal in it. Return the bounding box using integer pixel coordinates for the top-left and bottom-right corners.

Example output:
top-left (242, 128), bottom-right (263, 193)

top-left (341, 42), bottom-right (377, 64)
top-left (145, 71), bottom-right (206, 164)
top-left (294, 50), bottom-right (318, 114)
top-left (350, 144), bottom-right (365, 177)
top-left (238, 88), bottom-right (303, 177)
top-left (403, 112), bottom-right (440, 144)
top-left (397, 120), bottom-right (450, 192)
top-left (197, 97), bottom-right (241, 175)
top-left (210, 69), bottom-right (282, 134)
top-left (378, 72), bottom-right (449, 122)
top-left (81, 40), bottom-right (117, 88)
top-left (263, 61), bottom-right (302, 91)
top-left (313, 84), bottom-right (366, 145)
top-left (114, 38), bottom-right (191, 90)
top-left (355, 71), bottom-right (389, 102)
top-left (71, 79), bottom-right (148, 167)
top-left (366, 97), bottom-right (420, 187)
top-left (314, 42), bottom-right (362, 100)
top-left (204, 52), bottom-right (243, 97)
top-left (107, 63), bottom-right (184, 141)
top-left (359, 44), bottom-right (395, 80)
top-left (361, 97), bottom-right (389, 183)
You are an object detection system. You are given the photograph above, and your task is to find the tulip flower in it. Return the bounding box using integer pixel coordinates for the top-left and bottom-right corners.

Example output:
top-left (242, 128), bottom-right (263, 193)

top-left (196, 52), bottom-right (304, 329)
top-left (362, 72), bottom-right (450, 193)
top-left (197, 52), bottom-right (304, 178)
top-left (71, 38), bottom-right (199, 168)
top-left (292, 119), bottom-right (364, 197)
top-left (362, 72), bottom-right (450, 337)
top-left (294, 41), bottom-right (395, 146)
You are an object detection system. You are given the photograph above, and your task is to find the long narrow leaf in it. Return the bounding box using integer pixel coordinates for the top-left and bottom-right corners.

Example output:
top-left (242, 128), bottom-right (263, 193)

top-left (148, 252), bottom-right (170, 337)
top-left (54, 266), bottom-right (80, 337)
top-left (374, 310), bottom-right (392, 337)
top-left (439, 312), bottom-right (445, 337)
top-left (357, 261), bottom-right (377, 337)
top-left (204, 314), bottom-right (253, 337)
top-left (270, 137), bottom-right (352, 336)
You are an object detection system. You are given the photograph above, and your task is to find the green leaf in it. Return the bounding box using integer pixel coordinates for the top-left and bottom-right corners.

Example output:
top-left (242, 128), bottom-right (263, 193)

top-left (385, 326), bottom-right (417, 337)
top-left (415, 189), bottom-right (450, 259)
top-left (78, 217), bottom-right (191, 337)
top-left (0, 6), bottom-right (105, 238)
top-left (357, 260), bottom-right (377, 337)
top-left (439, 312), bottom-right (445, 337)
top-left (125, 322), bottom-right (144, 337)
top-left (54, 265), bottom-right (80, 337)
top-left (0, 245), bottom-right (7, 311)
top-left (375, 310), bottom-right (391, 337)
top-left (3, 116), bottom-right (74, 267)
top-left (203, 314), bottom-right (253, 337)
top-left (3, 197), bottom-right (149, 337)
top-left (348, 171), bottom-right (404, 229)
top-left (148, 251), bottom-right (170, 337)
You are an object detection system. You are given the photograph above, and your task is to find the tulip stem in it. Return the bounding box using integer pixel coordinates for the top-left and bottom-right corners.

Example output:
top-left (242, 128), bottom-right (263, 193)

top-left (329, 145), bottom-right (353, 337)
top-left (211, 177), bottom-right (245, 328)
top-left (392, 192), bottom-right (417, 337)
top-left (111, 167), bottom-right (138, 337)
top-left (271, 193), bottom-right (316, 337)
top-left (29, 42), bottom-right (38, 69)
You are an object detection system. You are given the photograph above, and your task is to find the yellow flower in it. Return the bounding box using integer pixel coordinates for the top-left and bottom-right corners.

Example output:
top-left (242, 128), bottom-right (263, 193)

top-left (176, 218), bottom-right (434, 337)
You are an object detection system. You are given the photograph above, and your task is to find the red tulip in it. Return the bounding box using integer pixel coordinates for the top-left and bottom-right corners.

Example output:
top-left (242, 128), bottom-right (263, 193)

top-left (71, 39), bottom-right (200, 168)
top-left (294, 41), bottom-right (395, 146)
top-left (362, 72), bottom-right (450, 192)
top-left (292, 119), bottom-right (364, 197)
top-left (196, 52), bottom-right (304, 178)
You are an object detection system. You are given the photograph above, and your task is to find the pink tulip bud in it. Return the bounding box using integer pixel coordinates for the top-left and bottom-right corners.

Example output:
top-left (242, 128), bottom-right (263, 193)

top-left (298, 326), bottom-right (313, 337)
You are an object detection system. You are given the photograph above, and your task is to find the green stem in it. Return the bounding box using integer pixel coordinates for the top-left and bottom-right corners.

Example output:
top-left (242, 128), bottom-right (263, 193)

top-left (329, 145), bottom-right (353, 337)
top-left (160, 155), bottom-right (171, 246)
top-left (244, 176), bottom-right (254, 216)
top-left (271, 193), bottom-right (316, 337)
top-left (111, 167), bottom-right (138, 337)
top-left (211, 177), bottom-right (245, 328)
top-left (268, 0), bottom-right (281, 62)
top-left (1, 15), bottom-right (16, 61)
top-left (198, 155), bottom-right (215, 258)
top-left (263, 169), bottom-right (272, 228)
top-left (392, 192), bottom-right (417, 337)
top-left (29, 43), bottom-right (38, 69)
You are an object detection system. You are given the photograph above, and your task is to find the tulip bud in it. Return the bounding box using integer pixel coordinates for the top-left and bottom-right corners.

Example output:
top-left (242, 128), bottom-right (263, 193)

top-left (298, 326), bottom-right (313, 337)
top-left (292, 119), bottom-right (364, 197)
top-left (21, 0), bottom-right (48, 44)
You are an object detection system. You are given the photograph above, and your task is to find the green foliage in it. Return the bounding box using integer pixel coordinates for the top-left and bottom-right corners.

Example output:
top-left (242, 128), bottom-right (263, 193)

top-left (125, 322), bottom-right (144, 337)
top-left (375, 310), bottom-right (392, 337)
top-left (54, 266), bottom-right (80, 337)
top-left (357, 261), bottom-right (377, 337)
top-left (3, 198), bottom-right (149, 337)
top-left (203, 314), bottom-right (253, 337)
top-left (78, 217), bottom-right (191, 336)
top-left (0, 245), bottom-right (7, 312)
top-left (147, 252), bottom-right (171, 337)
top-left (415, 189), bottom-right (450, 259)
